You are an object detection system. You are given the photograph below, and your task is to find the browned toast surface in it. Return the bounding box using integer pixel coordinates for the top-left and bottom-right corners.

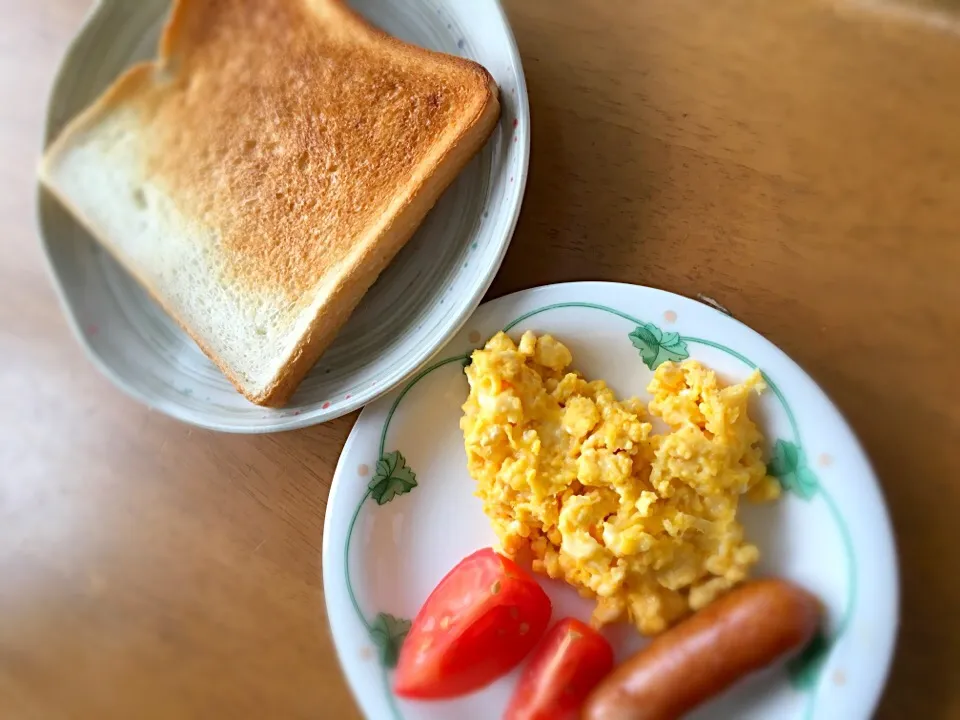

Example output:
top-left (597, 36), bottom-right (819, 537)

top-left (42, 0), bottom-right (500, 406)
top-left (121, 0), bottom-right (497, 296)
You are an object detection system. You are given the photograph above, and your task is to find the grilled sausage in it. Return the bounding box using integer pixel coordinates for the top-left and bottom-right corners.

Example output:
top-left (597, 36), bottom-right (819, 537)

top-left (582, 579), bottom-right (822, 720)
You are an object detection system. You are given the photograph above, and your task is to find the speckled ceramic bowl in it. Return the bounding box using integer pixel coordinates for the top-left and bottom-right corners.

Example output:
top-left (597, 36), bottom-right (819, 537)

top-left (37, 0), bottom-right (529, 432)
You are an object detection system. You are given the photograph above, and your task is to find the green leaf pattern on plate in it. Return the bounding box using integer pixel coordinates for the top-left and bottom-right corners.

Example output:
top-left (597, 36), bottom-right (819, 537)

top-left (768, 439), bottom-right (819, 500)
top-left (369, 450), bottom-right (417, 505)
top-left (788, 630), bottom-right (831, 690)
top-left (370, 612), bottom-right (411, 669)
top-left (628, 322), bottom-right (690, 370)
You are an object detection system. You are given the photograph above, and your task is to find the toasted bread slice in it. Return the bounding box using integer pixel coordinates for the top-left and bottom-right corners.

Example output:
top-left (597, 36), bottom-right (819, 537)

top-left (40, 0), bottom-right (500, 407)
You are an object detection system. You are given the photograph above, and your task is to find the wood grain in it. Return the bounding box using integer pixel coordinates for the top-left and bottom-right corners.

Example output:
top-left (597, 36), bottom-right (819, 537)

top-left (2, 0), bottom-right (958, 717)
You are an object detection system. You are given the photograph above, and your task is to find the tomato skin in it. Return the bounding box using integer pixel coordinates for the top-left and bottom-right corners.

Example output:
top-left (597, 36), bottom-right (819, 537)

top-left (394, 548), bottom-right (552, 699)
top-left (504, 618), bottom-right (615, 720)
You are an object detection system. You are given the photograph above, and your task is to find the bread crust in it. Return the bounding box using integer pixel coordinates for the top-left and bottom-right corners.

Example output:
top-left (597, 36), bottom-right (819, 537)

top-left (40, 0), bottom-right (500, 407)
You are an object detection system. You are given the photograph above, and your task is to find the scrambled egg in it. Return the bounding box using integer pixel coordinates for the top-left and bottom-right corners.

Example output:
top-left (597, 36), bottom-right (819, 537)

top-left (460, 331), bottom-right (780, 635)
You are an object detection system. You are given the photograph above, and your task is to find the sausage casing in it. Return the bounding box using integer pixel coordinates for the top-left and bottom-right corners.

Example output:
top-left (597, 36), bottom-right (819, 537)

top-left (582, 579), bottom-right (822, 720)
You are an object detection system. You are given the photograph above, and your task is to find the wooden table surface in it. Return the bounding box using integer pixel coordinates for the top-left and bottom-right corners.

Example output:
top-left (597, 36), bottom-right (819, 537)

top-left (3, 0), bottom-right (959, 717)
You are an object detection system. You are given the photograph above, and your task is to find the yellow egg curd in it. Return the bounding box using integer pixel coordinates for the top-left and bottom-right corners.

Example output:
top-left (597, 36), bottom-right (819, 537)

top-left (460, 331), bottom-right (780, 635)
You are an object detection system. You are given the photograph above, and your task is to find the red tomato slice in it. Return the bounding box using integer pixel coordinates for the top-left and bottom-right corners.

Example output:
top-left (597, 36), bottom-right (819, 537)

top-left (394, 548), bottom-right (552, 699)
top-left (505, 617), bottom-right (615, 720)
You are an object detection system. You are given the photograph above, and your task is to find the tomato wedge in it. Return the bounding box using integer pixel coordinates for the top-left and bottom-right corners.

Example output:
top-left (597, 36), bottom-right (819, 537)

top-left (505, 617), bottom-right (615, 720)
top-left (394, 548), bottom-right (552, 699)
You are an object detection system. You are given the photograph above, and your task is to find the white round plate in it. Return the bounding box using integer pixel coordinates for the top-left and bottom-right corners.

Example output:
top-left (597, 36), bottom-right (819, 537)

top-left (37, 0), bottom-right (529, 432)
top-left (323, 282), bottom-right (899, 720)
